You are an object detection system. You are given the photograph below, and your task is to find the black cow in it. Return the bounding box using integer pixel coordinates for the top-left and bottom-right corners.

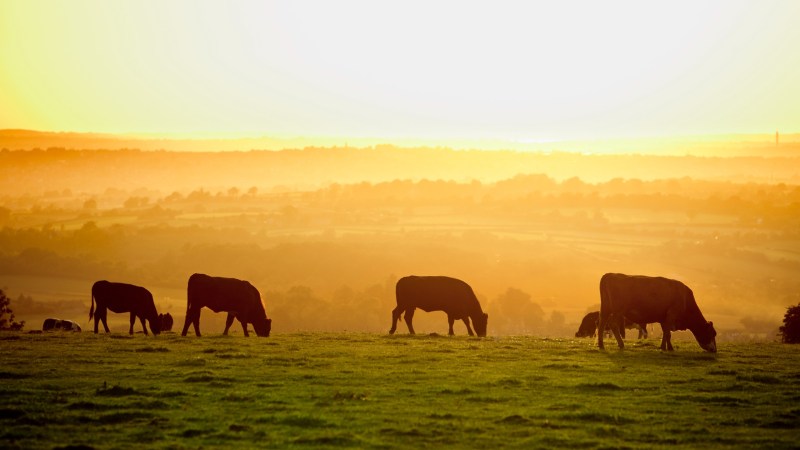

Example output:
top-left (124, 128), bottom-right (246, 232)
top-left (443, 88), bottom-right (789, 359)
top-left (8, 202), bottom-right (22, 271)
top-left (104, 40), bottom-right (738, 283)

top-left (575, 311), bottom-right (648, 339)
top-left (43, 318), bottom-right (82, 332)
top-left (181, 273), bottom-right (272, 337)
top-left (598, 273), bottom-right (716, 352)
top-left (158, 313), bottom-right (174, 332)
top-left (390, 275), bottom-right (488, 337)
top-left (90, 281), bottom-right (161, 335)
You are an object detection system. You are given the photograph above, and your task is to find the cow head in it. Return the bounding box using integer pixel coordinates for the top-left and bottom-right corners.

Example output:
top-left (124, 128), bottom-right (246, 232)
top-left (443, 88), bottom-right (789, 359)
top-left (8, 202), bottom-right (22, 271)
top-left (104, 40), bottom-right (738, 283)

top-left (148, 316), bottom-right (162, 335)
top-left (694, 321), bottom-right (717, 353)
top-left (253, 317), bottom-right (272, 337)
top-left (473, 313), bottom-right (488, 337)
top-left (575, 320), bottom-right (596, 338)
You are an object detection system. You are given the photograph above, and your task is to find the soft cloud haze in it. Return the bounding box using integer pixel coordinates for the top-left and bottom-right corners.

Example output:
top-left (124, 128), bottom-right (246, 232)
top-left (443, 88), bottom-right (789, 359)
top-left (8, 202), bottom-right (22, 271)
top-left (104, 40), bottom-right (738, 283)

top-left (1, 0), bottom-right (798, 142)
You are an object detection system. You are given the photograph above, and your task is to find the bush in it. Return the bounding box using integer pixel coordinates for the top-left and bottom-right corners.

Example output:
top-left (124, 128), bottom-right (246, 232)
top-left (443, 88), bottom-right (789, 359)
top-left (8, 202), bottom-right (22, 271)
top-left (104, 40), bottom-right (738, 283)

top-left (0, 288), bottom-right (25, 331)
top-left (779, 303), bottom-right (800, 344)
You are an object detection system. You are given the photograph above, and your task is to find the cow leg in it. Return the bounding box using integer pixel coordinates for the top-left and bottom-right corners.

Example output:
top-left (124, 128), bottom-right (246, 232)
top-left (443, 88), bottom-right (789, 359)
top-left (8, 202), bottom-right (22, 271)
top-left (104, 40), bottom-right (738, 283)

top-left (129, 313), bottom-right (136, 335)
top-left (94, 312), bottom-right (100, 334)
top-left (609, 314), bottom-right (625, 349)
top-left (660, 323), bottom-right (672, 351)
top-left (139, 315), bottom-right (149, 336)
top-left (447, 315), bottom-right (455, 336)
top-left (180, 310), bottom-right (192, 336)
top-left (404, 308), bottom-right (416, 335)
top-left (463, 318), bottom-right (475, 336)
top-left (192, 310), bottom-right (202, 337)
top-left (100, 309), bottom-right (110, 333)
top-left (597, 310), bottom-right (608, 349)
top-left (389, 306), bottom-right (403, 334)
top-left (223, 313), bottom-right (235, 335)
top-left (181, 307), bottom-right (202, 337)
top-left (240, 320), bottom-right (249, 337)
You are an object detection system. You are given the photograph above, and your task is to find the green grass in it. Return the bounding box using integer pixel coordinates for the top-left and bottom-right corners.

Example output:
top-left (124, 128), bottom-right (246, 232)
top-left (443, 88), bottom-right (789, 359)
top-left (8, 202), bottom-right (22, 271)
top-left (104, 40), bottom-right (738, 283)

top-left (1, 332), bottom-right (799, 449)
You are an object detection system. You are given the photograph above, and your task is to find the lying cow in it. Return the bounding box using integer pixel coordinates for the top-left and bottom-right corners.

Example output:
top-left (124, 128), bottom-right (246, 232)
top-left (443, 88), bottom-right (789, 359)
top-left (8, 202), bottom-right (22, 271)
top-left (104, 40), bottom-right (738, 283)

top-left (181, 273), bottom-right (272, 337)
top-left (390, 275), bottom-right (488, 337)
top-left (90, 281), bottom-right (161, 335)
top-left (42, 318), bottom-right (82, 332)
top-left (598, 273), bottom-right (716, 352)
top-left (575, 311), bottom-right (648, 339)
top-left (158, 313), bottom-right (174, 332)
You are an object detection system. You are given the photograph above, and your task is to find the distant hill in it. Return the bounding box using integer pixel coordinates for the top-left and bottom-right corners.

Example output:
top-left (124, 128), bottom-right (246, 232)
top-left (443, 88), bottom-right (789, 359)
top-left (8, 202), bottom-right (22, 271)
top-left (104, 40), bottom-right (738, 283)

top-left (2, 129), bottom-right (799, 156)
top-left (1, 146), bottom-right (799, 196)
top-left (0, 129), bottom-right (294, 152)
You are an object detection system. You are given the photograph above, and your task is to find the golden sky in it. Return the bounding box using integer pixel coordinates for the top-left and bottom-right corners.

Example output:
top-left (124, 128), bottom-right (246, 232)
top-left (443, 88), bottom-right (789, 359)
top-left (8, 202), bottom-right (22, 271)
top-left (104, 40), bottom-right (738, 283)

top-left (1, 0), bottom-right (798, 142)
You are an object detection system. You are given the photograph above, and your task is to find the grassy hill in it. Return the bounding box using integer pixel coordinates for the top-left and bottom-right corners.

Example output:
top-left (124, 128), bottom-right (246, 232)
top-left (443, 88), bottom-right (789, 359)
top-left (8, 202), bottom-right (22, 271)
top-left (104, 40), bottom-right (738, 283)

top-left (1, 332), bottom-right (798, 448)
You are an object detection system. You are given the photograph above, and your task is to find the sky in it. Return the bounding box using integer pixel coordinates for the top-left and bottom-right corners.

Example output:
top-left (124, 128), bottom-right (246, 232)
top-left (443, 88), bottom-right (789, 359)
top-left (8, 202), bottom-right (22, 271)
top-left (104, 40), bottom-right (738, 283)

top-left (1, 0), bottom-right (798, 143)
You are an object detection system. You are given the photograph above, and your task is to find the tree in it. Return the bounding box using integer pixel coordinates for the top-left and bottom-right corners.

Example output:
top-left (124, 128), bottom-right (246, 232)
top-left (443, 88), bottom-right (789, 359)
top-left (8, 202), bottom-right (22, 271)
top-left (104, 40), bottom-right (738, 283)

top-left (489, 288), bottom-right (545, 335)
top-left (779, 303), bottom-right (800, 344)
top-left (0, 288), bottom-right (25, 331)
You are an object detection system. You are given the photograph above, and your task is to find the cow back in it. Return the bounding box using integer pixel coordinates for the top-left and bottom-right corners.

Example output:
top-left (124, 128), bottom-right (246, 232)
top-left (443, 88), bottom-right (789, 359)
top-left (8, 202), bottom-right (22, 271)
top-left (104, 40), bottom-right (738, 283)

top-left (601, 273), bottom-right (692, 324)
top-left (396, 276), bottom-right (483, 317)
top-left (188, 273), bottom-right (270, 336)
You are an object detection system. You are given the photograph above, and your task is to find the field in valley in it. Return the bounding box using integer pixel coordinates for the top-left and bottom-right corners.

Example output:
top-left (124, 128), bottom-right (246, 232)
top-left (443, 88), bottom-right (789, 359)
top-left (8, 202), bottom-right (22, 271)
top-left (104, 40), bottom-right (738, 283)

top-left (1, 149), bottom-right (799, 338)
top-left (1, 331), bottom-right (799, 449)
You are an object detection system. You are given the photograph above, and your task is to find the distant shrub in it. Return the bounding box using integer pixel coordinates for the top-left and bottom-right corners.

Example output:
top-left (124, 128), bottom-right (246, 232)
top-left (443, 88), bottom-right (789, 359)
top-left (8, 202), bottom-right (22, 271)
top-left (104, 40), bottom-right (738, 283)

top-left (0, 289), bottom-right (25, 331)
top-left (779, 303), bottom-right (800, 344)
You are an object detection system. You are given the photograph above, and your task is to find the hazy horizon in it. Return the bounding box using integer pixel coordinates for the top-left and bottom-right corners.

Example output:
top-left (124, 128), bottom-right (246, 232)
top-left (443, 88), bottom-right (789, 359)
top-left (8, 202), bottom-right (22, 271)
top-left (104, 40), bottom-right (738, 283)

top-left (2, 128), bottom-right (799, 156)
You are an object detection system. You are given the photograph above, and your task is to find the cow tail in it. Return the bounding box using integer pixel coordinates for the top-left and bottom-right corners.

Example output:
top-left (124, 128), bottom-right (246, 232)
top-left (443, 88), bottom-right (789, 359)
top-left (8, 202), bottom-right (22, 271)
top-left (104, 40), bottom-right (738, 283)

top-left (89, 291), bottom-right (95, 321)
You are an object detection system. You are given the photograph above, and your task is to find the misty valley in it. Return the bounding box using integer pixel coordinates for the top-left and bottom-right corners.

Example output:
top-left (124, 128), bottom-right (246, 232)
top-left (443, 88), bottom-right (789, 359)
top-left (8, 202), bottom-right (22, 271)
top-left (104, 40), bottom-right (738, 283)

top-left (1, 148), bottom-right (798, 339)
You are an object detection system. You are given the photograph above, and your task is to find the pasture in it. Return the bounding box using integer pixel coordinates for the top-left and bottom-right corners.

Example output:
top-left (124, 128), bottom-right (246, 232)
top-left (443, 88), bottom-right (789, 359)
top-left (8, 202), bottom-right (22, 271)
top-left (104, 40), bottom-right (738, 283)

top-left (1, 332), bottom-right (799, 449)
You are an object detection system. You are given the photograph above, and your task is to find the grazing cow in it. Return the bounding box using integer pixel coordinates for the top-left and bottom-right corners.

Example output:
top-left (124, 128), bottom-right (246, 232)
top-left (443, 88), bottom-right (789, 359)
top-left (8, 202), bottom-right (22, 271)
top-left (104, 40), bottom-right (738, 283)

top-left (390, 276), bottom-right (488, 337)
top-left (575, 311), bottom-right (648, 339)
top-left (158, 313), bottom-right (174, 332)
top-left (181, 273), bottom-right (272, 337)
top-left (42, 318), bottom-right (82, 332)
top-left (90, 281), bottom-right (161, 335)
top-left (598, 273), bottom-right (716, 352)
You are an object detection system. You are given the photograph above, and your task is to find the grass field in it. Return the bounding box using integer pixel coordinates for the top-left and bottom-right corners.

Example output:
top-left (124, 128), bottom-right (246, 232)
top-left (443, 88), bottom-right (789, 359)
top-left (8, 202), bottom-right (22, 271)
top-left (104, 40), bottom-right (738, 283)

top-left (1, 331), bottom-right (799, 449)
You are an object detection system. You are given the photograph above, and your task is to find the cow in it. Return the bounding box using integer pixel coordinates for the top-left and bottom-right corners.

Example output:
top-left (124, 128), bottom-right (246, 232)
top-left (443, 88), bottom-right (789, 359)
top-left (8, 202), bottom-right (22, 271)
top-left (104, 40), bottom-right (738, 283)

top-left (158, 313), bottom-right (174, 332)
top-left (181, 273), bottom-right (272, 337)
top-left (598, 273), bottom-right (716, 352)
top-left (390, 275), bottom-right (488, 337)
top-left (42, 318), bottom-right (82, 332)
top-left (90, 281), bottom-right (161, 335)
top-left (575, 311), bottom-right (648, 339)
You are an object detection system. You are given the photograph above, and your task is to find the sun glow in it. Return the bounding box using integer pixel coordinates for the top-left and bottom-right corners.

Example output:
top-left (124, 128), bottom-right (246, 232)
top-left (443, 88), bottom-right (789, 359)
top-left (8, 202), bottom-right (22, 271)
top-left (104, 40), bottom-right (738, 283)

top-left (1, 0), bottom-right (799, 145)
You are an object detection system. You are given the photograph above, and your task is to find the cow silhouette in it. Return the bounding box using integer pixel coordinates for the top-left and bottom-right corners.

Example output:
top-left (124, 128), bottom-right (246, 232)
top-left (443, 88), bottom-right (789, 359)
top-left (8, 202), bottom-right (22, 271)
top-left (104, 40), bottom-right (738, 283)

top-left (90, 281), bottom-right (161, 335)
top-left (390, 275), bottom-right (488, 337)
top-left (598, 273), bottom-right (716, 352)
top-left (43, 318), bottom-right (82, 332)
top-left (575, 311), bottom-right (647, 339)
top-left (181, 273), bottom-right (272, 337)
top-left (158, 313), bottom-right (174, 332)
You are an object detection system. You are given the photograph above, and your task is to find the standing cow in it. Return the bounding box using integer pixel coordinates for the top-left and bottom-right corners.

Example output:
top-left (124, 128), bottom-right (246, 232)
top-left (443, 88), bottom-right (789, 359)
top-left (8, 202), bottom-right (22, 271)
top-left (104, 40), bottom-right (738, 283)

top-left (90, 281), bottom-right (161, 335)
top-left (181, 273), bottom-right (272, 337)
top-left (575, 311), bottom-right (648, 339)
top-left (390, 276), bottom-right (488, 337)
top-left (598, 273), bottom-right (716, 352)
